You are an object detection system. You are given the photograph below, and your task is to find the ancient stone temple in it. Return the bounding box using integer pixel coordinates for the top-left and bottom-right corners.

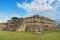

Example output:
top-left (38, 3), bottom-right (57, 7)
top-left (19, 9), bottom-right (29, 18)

top-left (3, 15), bottom-right (57, 32)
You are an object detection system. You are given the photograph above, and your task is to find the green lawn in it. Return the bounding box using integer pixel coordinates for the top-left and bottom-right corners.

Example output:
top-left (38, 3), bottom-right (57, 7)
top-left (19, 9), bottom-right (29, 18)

top-left (0, 29), bottom-right (60, 40)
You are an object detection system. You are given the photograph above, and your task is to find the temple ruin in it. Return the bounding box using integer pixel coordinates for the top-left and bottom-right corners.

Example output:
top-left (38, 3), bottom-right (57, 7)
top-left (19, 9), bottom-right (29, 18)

top-left (3, 15), bottom-right (57, 32)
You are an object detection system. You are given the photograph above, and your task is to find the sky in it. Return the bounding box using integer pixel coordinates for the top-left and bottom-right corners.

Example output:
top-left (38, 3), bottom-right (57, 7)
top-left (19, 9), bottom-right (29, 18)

top-left (0, 0), bottom-right (60, 23)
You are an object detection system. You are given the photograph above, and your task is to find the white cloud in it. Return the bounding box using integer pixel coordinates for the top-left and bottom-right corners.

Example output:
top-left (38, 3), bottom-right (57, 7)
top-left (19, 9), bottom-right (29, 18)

top-left (0, 12), bottom-right (8, 23)
top-left (11, 13), bottom-right (20, 17)
top-left (48, 0), bottom-right (55, 4)
top-left (58, 0), bottom-right (60, 2)
top-left (0, 13), bottom-right (21, 23)
top-left (18, 13), bottom-right (34, 18)
top-left (16, 0), bottom-right (60, 21)
top-left (25, 13), bottom-right (34, 17)
top-left (16, 0), bottom-right (54, 12)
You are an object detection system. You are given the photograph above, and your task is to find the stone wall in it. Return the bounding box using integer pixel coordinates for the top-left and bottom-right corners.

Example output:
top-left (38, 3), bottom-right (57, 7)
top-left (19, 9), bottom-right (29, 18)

top-left (16, 15), bottom-right (57, 32)
top-left (3, 15), bottom-right (57, 32)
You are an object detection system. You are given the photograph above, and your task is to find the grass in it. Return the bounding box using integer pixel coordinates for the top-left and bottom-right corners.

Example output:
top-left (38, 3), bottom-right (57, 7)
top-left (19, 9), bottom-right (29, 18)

top-left (0, 29), bottom-right (60, 40)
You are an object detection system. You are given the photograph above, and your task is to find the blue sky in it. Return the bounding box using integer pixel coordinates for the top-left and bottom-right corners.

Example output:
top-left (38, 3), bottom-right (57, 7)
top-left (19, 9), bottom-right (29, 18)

top-left (0, 0), bottom-right (60, 23)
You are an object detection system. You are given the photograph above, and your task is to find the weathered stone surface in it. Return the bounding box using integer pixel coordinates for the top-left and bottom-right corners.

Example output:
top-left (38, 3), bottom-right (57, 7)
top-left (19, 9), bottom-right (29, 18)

top-left (3, 15), bottom-right (57, 32)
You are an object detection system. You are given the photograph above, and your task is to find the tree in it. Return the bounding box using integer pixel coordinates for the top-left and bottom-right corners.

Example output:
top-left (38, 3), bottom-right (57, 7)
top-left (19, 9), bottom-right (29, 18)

top-left (11, 17), bottom-right (19, 20)
top-left (11, 17), bottom-right (20, 31)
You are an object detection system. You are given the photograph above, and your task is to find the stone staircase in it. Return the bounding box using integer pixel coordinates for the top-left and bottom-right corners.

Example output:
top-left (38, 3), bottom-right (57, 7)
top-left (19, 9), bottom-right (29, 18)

top-left (13, 19), bottom-right (24, 31)
top-left (3, 18), bottom-right (24, 31)
top-left (16, 20), bottom-right (26, 31)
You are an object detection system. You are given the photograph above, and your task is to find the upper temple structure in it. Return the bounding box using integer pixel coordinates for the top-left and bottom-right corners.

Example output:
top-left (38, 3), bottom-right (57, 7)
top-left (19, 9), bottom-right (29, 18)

top-left (2, 15), bottom-right (57, 32)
